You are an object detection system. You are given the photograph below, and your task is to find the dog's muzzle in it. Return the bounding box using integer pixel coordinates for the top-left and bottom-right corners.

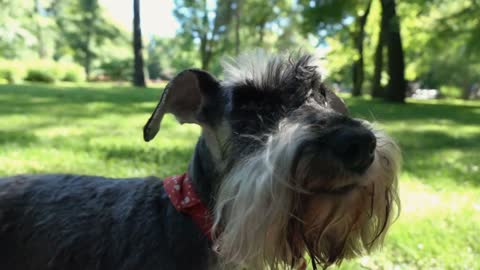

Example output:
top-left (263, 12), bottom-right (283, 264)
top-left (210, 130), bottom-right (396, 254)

top-left (327, 125), bottom-right (377, 173)
top-left (291, 120), bottom-right (377, 189)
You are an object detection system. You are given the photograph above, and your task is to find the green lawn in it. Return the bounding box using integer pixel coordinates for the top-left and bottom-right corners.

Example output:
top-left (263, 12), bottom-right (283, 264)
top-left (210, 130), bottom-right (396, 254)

top-left (1, 84), bottom-right (479, 269)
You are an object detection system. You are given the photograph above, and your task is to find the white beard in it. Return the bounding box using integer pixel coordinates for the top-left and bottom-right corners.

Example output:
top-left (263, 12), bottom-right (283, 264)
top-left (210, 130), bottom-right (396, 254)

top-left (213, 119), bottom-right (400, 269)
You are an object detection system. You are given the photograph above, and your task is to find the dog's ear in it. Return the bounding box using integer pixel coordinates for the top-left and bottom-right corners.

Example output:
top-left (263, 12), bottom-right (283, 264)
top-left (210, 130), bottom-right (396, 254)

top-left (143, 69), bottom-right (220, 142)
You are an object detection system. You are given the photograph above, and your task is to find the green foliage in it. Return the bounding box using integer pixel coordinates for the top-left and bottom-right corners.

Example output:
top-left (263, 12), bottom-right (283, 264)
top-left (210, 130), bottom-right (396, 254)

top-left (0, 0), bottom-right (478, 96)
top-left (62, 63), bottom-right (86, 82)
top-left (100, 58), bottom-right (133, 81)
top-left (25, 69), bottom-right (57, 83)
top-left (298, 0), bottom-right (480, 99)
top-left (397, 0), bottom-right (480, 92)
top-left (0, 61), bottom-right (27, 84)
top-left (49, 0), bottom-right (130, 78)
top-left (0, 0), bottom-right (130, 81)
top-left (25, 61), bottom-right (66, 83)
top-left (0, 60), bottom-right (85, 84)
top-left (173, 0), bottom-right (313, 74)
top-left (147, 36), bottom-right (199, 79)
top-left (0, 84), bottom-right (479, 269)
top-left (0, 0), bottom-right (42, 59)
top-left (439, 85), bottom-right (463, 99)
top-left (300, 0), bottom-right (367, 36)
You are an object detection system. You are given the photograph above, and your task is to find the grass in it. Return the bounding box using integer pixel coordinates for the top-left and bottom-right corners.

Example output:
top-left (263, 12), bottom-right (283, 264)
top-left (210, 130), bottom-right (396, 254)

top-left (1, 83), bottom-right (479, 269)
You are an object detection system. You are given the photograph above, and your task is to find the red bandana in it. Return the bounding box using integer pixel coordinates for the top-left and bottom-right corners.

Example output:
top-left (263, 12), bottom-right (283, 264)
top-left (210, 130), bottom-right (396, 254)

top-left (163, 173), bottom-right (213, 240)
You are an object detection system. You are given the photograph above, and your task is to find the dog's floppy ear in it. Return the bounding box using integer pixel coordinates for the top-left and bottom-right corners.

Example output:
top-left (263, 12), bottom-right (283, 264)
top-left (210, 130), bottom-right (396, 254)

top-left (143, 69), bottom-right (220, 142)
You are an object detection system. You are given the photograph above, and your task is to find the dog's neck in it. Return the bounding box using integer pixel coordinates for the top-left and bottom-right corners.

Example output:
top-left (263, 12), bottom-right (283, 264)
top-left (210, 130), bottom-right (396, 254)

top-left (188, 136), bottom-right (221, 210)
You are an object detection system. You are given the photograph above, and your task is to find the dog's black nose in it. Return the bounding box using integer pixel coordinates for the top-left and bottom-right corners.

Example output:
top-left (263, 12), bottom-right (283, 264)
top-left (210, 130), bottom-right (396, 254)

top-left (331, 128), bottom-right (376, 173)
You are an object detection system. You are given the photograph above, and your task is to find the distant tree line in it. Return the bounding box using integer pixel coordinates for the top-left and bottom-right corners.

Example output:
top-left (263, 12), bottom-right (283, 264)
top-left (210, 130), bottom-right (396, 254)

top-left (0, 0), bottom-right (133, 83)
top-left (169, 0), bottom-right (479, 102)
top-left (1, 0), bottom-right (478, 101)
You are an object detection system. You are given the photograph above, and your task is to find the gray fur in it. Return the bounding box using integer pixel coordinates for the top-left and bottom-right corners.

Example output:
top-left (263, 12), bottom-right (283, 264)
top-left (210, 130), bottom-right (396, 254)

top-left (0, 51), bottom-right (400, 270)
top-left (0, 174), bottom-right (213, 270)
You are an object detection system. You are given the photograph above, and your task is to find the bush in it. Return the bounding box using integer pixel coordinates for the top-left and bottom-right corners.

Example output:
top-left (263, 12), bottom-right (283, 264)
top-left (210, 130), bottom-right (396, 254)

top-left (25, 69), bottom-right (56, 83)
top-left (62, 64), bottom-right (86, 82)
top-left (0, 60), bottom-right (85, 84)
top-left (100, 58), bottom-right (133, 81)
top-left (440, 85), bottom-right (463, 99)
top-left (0, 61), bottom-right (26, 84)
top-left (0, 60), bottom-right (86, 84)
top-left (24, 61), bottom-right (65, 83)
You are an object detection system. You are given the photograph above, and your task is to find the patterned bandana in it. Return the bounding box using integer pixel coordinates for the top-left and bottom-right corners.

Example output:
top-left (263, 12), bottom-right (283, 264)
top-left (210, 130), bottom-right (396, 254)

top-left (163, 173), bottom-right (213, 240)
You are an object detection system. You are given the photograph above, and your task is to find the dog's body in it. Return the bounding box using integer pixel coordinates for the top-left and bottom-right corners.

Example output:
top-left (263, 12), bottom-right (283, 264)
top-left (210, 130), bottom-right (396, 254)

top-left (0, 52), bottom-right (400, 270)
top-left (0, 174), bottom-right (213, 270)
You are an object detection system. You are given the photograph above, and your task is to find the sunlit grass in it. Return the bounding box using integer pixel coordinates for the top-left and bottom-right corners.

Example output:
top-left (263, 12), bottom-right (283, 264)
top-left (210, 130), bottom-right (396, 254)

top-left (1, 84), bottom-right (479, 269)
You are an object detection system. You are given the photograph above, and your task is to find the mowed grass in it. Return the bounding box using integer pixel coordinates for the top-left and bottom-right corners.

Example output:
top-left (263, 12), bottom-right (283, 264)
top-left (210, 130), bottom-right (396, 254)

top-left (1, 84), bottom-right (479, 269)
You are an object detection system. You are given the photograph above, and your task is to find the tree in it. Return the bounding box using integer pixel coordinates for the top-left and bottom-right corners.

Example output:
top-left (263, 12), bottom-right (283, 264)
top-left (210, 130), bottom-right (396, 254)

top-left (133, 0), bottom-right (146, 87)
top-left (146, 36), bottom-right (199, 79)
top-left (371, 0), bottom-right (387, 98)
top-left (0, 0), bottom-right (39, 59)
top-left (233, 0), bottom-right (241, 56)
top-left (425, 0), bottom-right (480, 99)
top-left (33, 0), bottom-right (47, 58)
top-left (174, 0), bottom-right (234, 70)
top-left (51, 0), bottom-right (123, 79)
top-left (381, 0), bottom-right (406, 102)
top-left (352, 0), bottom-right (372, 96)
top-left (240, 0), bottom-right (290, 46)
top-left (301, 0), bottom-right (374, 96)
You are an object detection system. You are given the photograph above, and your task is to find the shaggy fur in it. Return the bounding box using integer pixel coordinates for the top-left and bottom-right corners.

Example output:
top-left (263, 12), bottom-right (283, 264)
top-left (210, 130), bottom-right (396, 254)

top-left (213, 121), bottom-right (400, 269)
top-left (0, 174), bottom-right (214, 270)
top-left (0, 51), bottom-right (400, 270)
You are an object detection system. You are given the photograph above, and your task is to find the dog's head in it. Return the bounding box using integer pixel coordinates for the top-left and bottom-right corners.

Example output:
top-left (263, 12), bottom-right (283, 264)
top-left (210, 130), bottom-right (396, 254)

top-left (144, 51), bottom-right (400, 269)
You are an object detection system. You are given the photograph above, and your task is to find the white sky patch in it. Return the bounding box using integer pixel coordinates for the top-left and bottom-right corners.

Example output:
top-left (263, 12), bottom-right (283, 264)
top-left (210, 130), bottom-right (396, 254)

top-left (99, 0), bottom-right (179, 38)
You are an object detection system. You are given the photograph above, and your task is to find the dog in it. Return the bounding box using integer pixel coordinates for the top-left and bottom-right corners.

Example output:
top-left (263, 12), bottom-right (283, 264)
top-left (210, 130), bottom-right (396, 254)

top-left (0, 51), bottom-right (400, 270)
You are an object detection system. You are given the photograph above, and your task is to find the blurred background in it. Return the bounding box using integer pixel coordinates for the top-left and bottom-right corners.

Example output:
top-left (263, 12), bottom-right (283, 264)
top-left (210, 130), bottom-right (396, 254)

top-left (0, 0), bottom-right (479, 269)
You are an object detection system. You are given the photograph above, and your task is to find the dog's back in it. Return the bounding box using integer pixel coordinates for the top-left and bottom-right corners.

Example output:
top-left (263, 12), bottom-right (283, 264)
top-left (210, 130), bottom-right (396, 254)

top-left (0, 175), bottom-right (211, 270)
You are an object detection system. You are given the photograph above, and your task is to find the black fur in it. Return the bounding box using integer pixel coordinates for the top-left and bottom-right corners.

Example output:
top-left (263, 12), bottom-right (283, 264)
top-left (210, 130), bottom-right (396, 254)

top-left (0, 53), bottom-right (377, 270)
top-left (0, 174), bottom-right (213, 270)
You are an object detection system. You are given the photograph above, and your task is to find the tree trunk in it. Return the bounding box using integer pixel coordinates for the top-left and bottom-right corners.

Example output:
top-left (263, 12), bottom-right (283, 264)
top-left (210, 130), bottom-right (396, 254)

top-left (199, 0), bottom-right (210, 70)
top-left (462, 82), bottom-right (472, 100)
top-left (200, 37), bottom-right (209, 70)
top-left (258, 20), bottom-right (266, 46)
top-left (200, 33), bottom-right (212, 70)
top-left (381, 0), bottom-right (406, 103)
top-left (84, 29), bottom-right (92, 81)
top-left (133, 0), bottom-right (146, 87)
top-left (351, 0), bottom-right (372, 97)
top-left (34, 0), bottom-right (46, 59)
top-left (84, 51), bottom-right (91, 81)
top-left (202, 50), bottom-right (212, 70)
top-left (234, 0), bottom-right (241, 56)
top-left (372, 4), bottom-right (387, 98)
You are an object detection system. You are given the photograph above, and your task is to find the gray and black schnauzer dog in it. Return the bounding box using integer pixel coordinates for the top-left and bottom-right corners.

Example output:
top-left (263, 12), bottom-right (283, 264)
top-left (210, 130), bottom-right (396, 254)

top-left (0, 51), bottom-right (400, 270)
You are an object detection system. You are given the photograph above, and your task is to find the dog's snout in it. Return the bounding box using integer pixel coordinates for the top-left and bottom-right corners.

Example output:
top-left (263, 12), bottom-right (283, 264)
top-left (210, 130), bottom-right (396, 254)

top-left (331, 128), bottom-right (376, 173)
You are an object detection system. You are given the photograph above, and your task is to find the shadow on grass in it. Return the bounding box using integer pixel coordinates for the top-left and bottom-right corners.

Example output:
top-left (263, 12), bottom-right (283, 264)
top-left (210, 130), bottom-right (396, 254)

top-left (2, 85), bottom-right (479, 187)
top-left (392, 130), bottom-right (479, 150)
top-left (346, 97), bottom-right (480, 187)
top-left (0, 130), bottom-right (38, 145)
top-left (394, 130), bottom-right (480, 186)
top-left (2, 85), bottom-right (479, 124)
top-left (346, 97), bottom-right (480, 125)
top-left (0, 84), bottom-right (162, 119)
